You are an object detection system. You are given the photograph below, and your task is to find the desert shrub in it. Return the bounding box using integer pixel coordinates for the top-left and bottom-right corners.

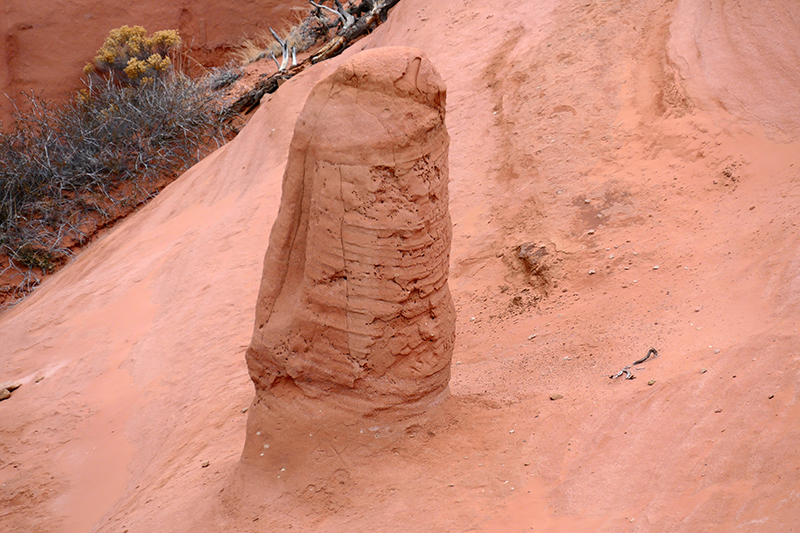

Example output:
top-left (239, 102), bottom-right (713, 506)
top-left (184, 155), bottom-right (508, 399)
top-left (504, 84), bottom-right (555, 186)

top-left (84, 25), bottom-right (181, 85)
top-left (207, 64), bottom-right (244, 91)
top-left (0, 27), bottom-right (235, 303)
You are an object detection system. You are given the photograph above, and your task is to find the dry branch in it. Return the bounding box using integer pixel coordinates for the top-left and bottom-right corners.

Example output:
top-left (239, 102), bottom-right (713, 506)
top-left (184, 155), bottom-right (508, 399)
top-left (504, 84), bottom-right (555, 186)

top-left (227, 0), bottom-right (402, 116)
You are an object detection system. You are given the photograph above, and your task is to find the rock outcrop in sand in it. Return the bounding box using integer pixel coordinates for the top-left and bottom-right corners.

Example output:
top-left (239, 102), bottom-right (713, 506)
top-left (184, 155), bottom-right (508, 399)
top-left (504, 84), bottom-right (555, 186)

top-left (245, 47), bottom-right (454, 422)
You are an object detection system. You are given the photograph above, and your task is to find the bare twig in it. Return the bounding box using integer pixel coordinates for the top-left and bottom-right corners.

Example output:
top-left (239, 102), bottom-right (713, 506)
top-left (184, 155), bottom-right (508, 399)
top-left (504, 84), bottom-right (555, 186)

top-left (610, 348), bottom-right (659, 380)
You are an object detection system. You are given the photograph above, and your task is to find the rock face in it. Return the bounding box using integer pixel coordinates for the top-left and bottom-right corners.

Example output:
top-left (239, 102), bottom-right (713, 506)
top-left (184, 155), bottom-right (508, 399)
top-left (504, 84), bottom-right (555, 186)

top-left (245, 47), bottom-right (454, 420)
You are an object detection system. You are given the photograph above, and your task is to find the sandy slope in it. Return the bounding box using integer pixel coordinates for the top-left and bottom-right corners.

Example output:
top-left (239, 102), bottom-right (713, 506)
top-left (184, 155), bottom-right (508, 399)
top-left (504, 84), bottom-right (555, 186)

top-left (2, 0), bottom-right (800, 531)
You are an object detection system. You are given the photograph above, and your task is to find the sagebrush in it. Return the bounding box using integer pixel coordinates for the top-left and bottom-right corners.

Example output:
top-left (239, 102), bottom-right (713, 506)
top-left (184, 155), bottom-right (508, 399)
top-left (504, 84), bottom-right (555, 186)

top-left (1, 26), bottom-right (235, 305)
top-left (84, 25), bottom-right (181, 85)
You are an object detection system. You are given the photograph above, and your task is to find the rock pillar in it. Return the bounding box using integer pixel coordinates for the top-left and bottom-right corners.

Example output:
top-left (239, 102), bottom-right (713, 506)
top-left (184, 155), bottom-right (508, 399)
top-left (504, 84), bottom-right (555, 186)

top-left (245, 47), bottom-right (454, 424)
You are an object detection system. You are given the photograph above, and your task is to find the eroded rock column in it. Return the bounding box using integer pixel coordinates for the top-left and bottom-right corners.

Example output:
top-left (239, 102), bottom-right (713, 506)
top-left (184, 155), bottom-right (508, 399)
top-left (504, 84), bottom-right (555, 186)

top-left (245, 47), bottom-right (454, 423)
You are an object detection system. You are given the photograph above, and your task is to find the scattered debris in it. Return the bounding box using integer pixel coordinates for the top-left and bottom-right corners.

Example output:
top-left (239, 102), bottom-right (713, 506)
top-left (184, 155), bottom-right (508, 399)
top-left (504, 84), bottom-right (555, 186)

top-left (610, 347), bottom-right (658, 380)
top-left (517, 242), bottom-right (549, 275)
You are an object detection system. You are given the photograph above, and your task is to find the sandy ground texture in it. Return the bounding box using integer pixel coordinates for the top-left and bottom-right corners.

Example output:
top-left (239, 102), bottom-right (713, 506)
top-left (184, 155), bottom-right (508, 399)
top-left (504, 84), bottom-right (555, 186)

top-left (2, 0), bottom-right (800, 531)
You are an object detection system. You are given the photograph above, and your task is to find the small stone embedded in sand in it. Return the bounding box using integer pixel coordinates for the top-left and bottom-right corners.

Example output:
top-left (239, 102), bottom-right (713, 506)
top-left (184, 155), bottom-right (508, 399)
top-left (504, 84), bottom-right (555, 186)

top-left (0, 381), bottom-right (21, 392)
top-left (0, 389), bottom-right (10, 401)
top-left (201, 461), bottom-right (210, 468)
top-left (244, 47), bottom-right (454, 425)
top-left (550, 393), bottom-right (563, 400)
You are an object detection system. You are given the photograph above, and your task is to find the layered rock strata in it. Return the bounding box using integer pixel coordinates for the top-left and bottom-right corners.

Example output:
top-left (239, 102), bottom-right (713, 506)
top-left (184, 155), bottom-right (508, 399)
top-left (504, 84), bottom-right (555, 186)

top-left (245, 47), bottom-right (454, 420)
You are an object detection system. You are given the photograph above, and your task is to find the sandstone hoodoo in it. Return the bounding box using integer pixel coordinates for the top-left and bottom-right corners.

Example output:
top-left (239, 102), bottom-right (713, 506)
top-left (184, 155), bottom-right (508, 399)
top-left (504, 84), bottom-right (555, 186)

top-left (244, 47), bottom-right (454, 433)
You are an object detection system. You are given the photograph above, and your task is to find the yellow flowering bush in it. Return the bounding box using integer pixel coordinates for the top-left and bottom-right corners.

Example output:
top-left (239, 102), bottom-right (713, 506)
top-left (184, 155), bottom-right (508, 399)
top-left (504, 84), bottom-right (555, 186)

top-left (84, 26), bottom-right (181, 84)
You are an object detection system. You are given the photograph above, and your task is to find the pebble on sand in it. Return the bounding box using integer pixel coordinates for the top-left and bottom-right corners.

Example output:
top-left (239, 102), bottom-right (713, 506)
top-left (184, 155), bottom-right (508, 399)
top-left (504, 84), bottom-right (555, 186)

top-left (0, 381), bottom-right (21, 392)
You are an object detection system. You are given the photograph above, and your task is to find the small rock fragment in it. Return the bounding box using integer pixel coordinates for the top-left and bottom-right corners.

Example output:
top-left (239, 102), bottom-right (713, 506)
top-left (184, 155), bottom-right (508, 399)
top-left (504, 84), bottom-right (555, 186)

top-left (701, 368), bottom-right (707, 373)
top-left (201, 461), bottom-right (210, 468)
top-left (0, 381), bottom-right (21, 392)
top-left (241, 407), bottom-right (248, 413)
top-left (550, 393), bottom-right (563, 401)
top-left (518, 243), bottom-right (550, 275)
top-left (714, 408), bottom-right (722, 413)
top-left (768, 395), bottom-right (775, 399)
top-left (35, 376), bottom-right (44, 383)
top-left (0, 389), bottom-right (10, 401)
top-left (524, 462), bottom-right (531, 466)
top-left (588, 269), bottom-right (596, 275)
top-left (647, 380), bottom-right (656, 386)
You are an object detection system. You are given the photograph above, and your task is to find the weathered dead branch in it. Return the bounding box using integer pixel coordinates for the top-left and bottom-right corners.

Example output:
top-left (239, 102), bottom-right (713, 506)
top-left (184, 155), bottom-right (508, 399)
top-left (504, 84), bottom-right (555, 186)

top-left (227, 0), bottom-right (402, 116)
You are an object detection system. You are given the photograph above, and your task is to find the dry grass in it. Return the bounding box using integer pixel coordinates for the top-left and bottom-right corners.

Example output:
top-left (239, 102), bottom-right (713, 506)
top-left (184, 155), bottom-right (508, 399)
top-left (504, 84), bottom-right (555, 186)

top-left (230, 37), bottom-right (268, 65)
top-left (230, 8), bottom-right (331, 65)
